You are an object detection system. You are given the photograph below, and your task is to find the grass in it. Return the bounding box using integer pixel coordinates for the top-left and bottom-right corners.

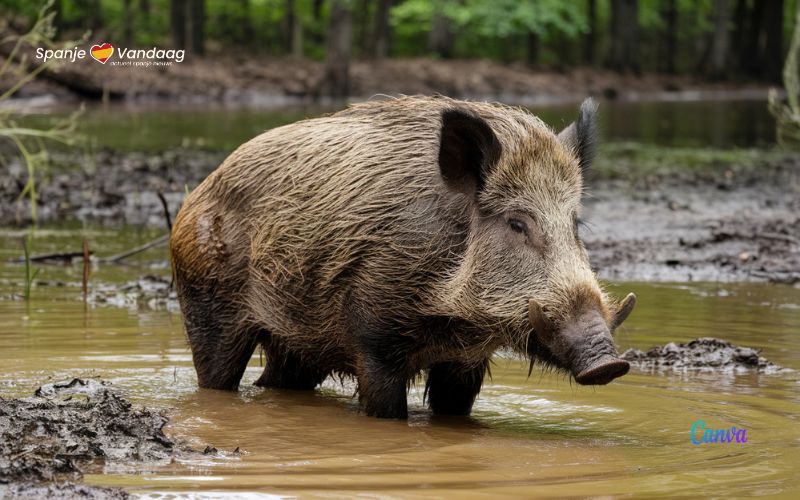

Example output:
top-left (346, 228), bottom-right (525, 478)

top-left (592, 142), bottom-right (793, 181)
top-left (21, 236), bottom-right (40, 301)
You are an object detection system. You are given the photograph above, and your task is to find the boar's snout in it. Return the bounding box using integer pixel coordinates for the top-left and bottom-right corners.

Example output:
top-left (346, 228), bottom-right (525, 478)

top-left (528, 295), bottom-right (636, 385)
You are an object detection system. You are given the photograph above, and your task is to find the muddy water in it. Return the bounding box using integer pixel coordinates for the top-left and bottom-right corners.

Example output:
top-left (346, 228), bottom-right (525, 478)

top-left (1, 230), bottom-right (799, 497)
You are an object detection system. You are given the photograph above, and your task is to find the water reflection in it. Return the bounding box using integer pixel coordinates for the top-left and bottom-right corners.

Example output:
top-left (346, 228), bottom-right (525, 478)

top-left (18, 98), bottom-right (777, 151)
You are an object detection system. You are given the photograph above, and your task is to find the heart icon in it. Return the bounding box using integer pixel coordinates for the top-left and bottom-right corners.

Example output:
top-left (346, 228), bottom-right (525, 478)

top-left (90, 43), bottom-right (114, 64)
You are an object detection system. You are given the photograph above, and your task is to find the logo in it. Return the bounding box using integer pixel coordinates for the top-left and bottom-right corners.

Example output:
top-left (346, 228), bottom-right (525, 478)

top-left (35, 42), bottom-right (183, 67)
top-left (90, 43), bottom-right (114, 64)
top-left (691, 420), bottom-right (748, 445)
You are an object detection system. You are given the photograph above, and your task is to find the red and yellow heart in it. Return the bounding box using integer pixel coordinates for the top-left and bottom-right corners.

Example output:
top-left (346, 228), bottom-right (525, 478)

top-left (90, 43), bottom-right (114, 64)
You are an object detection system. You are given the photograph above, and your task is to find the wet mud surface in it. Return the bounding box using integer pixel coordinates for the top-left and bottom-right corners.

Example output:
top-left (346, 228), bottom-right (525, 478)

top-left (0, 379), bottom-right (186, 498)
top-left (3, 147), bottom-right (798, 285)
top-left (622, 337), bottom-right (787, 373)
top-left (582, 158), bottom-right (800, 284)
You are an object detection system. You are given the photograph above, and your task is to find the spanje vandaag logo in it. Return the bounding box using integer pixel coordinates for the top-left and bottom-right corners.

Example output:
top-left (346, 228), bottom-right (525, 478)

top-left (35, 42), bottom-right (184, 66)
top-left (691, 420), bottom-right (748, 445)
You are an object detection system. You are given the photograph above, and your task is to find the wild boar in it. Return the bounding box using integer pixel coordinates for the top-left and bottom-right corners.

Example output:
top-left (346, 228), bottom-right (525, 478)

top-left (170, 96), bottom-right (636, 419)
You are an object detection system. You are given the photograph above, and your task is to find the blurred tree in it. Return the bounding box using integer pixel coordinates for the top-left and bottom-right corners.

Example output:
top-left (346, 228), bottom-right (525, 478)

top-left (122, 0), bottom-right (133, 46)
top-left (764, 0), bottom-right (785, 82)
top-left (188, 0), bottom-right (204, 55)
top-left (584, 0), bottom-right (597, 65)
top-left (285, 0), bottom-right (303, 57)
top-left (743, 0), bottom-right (765, 76)
top-left (659, 0), bottom-right (677, 74)
top-left (139, 0), bottom-right (150, 21)
top-left (371, 0), bottom-right (394, 59)
top-left (429, 1), bottom-right (454, 58)
top-left (608, 0), bottom-right (639, 72)
top-left (170, 0), bottom-right (186, 49)
top-left (322, 0), bottom-right (352, 97)
top-left (710, 0), bottom-right (731, 79)
top-left (1, 0), bottom-right (796, 83)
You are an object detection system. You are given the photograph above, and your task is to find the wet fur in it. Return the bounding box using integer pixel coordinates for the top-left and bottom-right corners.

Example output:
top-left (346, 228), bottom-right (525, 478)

top-left (171, 95), bottom-right (610, 418)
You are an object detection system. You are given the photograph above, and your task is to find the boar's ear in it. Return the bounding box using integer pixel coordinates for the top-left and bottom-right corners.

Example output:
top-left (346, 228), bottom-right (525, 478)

top-left (439, 108), bottom-right (502, 197)
top-left (558, 98), bottom-right (598, 173)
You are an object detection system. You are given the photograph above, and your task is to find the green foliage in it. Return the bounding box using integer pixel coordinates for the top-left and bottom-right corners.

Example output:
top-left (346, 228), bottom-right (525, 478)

top-left (2, 1), bottom-right (798, 77)
top-left (595, 142), bottom-right (793, 180)
top-left (21, 235), bottom-right (40, 301)
top-left (769, 2), bottom-right (800, 149)
top-left (391, 0), bottom-right (587, 59)
top-left (0, 0), bottom-right (83, 224)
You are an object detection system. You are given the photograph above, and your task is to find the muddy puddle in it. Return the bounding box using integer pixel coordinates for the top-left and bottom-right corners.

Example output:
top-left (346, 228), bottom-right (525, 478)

top-left (1, 229), bottom-right (800, 498)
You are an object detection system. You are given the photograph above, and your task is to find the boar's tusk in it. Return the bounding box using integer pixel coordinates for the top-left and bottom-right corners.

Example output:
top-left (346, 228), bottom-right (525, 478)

top-left (528, 299), bottom-right (553, 341)
top-left (610, 293), bottom-right (637, 332)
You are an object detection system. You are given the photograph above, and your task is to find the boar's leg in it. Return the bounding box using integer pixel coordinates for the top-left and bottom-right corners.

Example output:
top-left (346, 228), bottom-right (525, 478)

top-left (254, 339), bottom-right (327, 390)
top-left (355, 325), bottom-right (413, 419)
top-left (426, 360), bottom-right (488, 416)
top-left (357, 366), bottom-right (408, 419)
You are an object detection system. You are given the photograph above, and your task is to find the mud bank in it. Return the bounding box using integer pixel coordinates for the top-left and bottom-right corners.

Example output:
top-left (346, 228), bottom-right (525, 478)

top-left (582, 154), bottom-right (800, 283)
top-left (2, 146), bottom-right (798, 284)
top-left (4, 55), bottom-right (772, 106)
top-left (622, 337), bottom-right (787, 373)
top-left (0, 379), bottom-right (180, 498)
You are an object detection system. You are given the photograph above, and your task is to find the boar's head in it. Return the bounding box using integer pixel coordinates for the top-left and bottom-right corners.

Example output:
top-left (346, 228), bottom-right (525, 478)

top-left (437, 98), bottom-right (634, 385)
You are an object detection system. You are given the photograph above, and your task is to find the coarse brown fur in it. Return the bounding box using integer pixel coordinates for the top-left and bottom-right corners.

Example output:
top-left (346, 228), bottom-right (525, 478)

top-left (171, 95), bottom-right (625, 418)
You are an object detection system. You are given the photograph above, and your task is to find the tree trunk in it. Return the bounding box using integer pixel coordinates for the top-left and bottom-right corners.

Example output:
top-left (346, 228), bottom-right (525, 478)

top-left (429, 2), bottom-right (454, 58)
top-left (188, 0), bottom-right (205, 56)
top-left (240, 0), bottom-right (253, 44)
top-left (170, 0), bottom-right (186, 49)
top-left (357, 0), bottom-right (371, 56)
top-left (285, 0), bottom-right (303, 57)
top-left (139, 0), bottom-right (150, 21)
top-left (744, 0), bottom-right (766, 76)
top-left (82, 0), bottom-right (103, 32)
top-left (526, 32), bottom-right (539, 65)
top-left (659, 0), bottom-right (677, 74)
top-left (764, 0), bottom-right (785, 82)
top-left (731, 0), bottom-right (747, 73)
top-left (607, 0), bottom-right (640, 73)
top-left (710, 0), bottom-right (731, 78)
top-left (122, 0), bottom-right (134, 46)
top-left (371, 0), bottom-right (393, 59)
top-left (322, 0), bottom-right (352, 98)
top-left (584, 0), bottom-right (596, 65)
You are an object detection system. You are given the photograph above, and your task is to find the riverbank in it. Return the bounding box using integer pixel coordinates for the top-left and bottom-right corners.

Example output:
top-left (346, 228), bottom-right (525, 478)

top-left (3, 144), bottom-right (797, 285)
top-left (3, 56), bottom-right (775, 106)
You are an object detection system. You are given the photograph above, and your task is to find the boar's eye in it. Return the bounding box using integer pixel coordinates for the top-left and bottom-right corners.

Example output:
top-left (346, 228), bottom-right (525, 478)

top-left (508, 218), bottom-right (527, 234)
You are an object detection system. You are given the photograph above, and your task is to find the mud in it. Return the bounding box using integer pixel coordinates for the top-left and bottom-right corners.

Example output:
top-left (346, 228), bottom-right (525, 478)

top-left (0, 378), bottom-right (182, 497)
top-left (3, 53), bottom-right (772, 105)
top-left (622, 337), bottom-right (787, 373)
top-left (2, 148), bottom-right (225, 227)
top-left (3, 145), bottom-right (798, 285)
top-left (91, 275), bottom-right (179, 310)
top-left (581, 154), bottom-right (800, 284)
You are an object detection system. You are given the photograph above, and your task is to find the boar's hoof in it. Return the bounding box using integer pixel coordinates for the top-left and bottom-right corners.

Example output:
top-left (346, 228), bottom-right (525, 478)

top-left (574, 355), bottom-right (630, 385)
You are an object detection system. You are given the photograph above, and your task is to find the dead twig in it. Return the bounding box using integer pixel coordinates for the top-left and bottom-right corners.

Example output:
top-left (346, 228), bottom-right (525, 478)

top-left (157, 192), bottom-right (173, 232)
top-left (10, 250), bottom-right (91, 264)
top-left (97, 234), bottom-right (169, 264)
